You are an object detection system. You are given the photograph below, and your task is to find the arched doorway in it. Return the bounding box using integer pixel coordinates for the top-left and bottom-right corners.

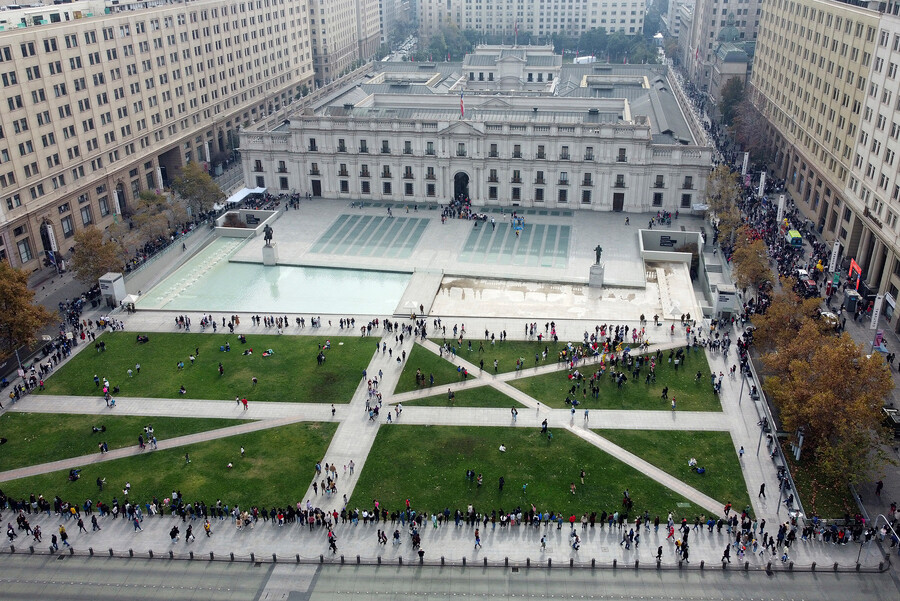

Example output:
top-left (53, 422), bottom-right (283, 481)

top-left (454, 172), bottom-right (469, 201)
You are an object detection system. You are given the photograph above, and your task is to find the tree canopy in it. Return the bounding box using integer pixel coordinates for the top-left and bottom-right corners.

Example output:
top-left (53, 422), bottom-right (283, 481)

top-left (70, 226), bottom-right (127, 285)
top-left (704, 165), bottom-right (742, 243)
top-left (0, 261), bottom-right (54, 362)
top-left (732, 99), bottom-right (771, 164)
top-left (731, 226), bottom-right (772, 291)
top-left (718, 77), bottom-right (745, 126)
top-left (171, 161), bottom-right (224, 215)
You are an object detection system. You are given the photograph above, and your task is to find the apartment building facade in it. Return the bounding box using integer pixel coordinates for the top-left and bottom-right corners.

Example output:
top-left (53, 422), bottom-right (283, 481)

top-left (0, 0), bottom-right (315, 271)
top-left (683, 0), bottom-right (761, 90)
top-left (417, 0), bottom-right (647, 42)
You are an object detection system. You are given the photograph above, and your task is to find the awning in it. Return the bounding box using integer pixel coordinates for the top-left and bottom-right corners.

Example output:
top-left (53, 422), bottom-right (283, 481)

top-left (224, 187), bottom-right (267, 206)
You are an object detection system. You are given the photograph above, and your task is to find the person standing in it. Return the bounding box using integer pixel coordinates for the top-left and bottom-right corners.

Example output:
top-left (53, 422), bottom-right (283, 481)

top-left (474, 528), bottom-right (482, 549)
top-left (758, 483), bottom-right (766, 498)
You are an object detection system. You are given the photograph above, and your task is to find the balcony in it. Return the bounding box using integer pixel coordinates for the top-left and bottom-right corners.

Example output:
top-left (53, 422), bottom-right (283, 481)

top-left (581, 179), bottom-right (592, 187)
top-left (338, 145), bottom-right (347, 153)
top-left (616, 155), bottom-right (627, 163)
top-left (382, 171), bottom-right (392, 178)
top-left (614, 180), bottom-right (626, 189)
top-left (535, 177), bottom-right (545, 184)
top-left (338, 169), bottom-right (349, 177)
top-left (403, 148), bottom-right (413, 155)
top-left (277, 167), bottom-right (288, 173)
top-left (381, 147), bottom-right (391, 154)
top-left (425, 173), bottom-right (436, 180)
top-left (308, 144), bottom-right (318, 152)
top-left (309, 168), bottom-right (320, 175)
top-left (359, 146), bottom-right (369, 154)
top-left (558, 179), bottom-right (569, 186)
top-left (584, 153), bottom-right (594, 161)
top-left (653, 181), bottom-right (665, 189)
top-left (403, 172), bottom-right (414, 180)
top-left (426, 148), bottom-right (435, 155)
top-left (360, 170), bottom-right (371, 178)
top-left (457, 150), bottom-right (467, 157)
top-left (511, 177), bottom-right (522, 183)
top-left (559, 153), bottom-right (570, 161)
top-left (488, 176), bottom-right (499, 183)
top-left (489, 151), bottom-right (499, 158)
top-left (682, 181), bottom-right (694, 190)
top-left (512, 152), bottom-right (522, 158)
top-left (536, 152), bottom-right (546, 159)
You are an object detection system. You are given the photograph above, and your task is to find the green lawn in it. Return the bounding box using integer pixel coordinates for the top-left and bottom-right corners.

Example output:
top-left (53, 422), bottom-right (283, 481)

top-left (785, 453), bottom-right (856, 519)
top-left (598, 430), bottom-right (752, 516)
top-left (400, 386), bottom-right (526, 409)
top-left (37, 332), bottom-right (373, 403)
top-left (351, 425), bottom-right (700, 518)
top-left (0, 422), bottom-right (337, 509)
top-left (430, 338), bottom-right (565, 374)
top-left (394, 343), bottom-right (475, 393)
top-left (508, 349), bottom-right (721, 411)
top-left (0, 413), bottom-right (251, 471)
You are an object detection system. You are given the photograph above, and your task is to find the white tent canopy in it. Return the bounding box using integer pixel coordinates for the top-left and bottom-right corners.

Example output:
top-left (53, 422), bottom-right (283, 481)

top-left (224, 187), bottom-right (266, 207)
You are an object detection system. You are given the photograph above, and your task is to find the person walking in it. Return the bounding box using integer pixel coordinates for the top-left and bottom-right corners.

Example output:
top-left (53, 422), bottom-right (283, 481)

top-left (474, 528), bottom-right (482, 549)
top-left (132, 516), bottom-right (143, 532)
top-left (721, 545), bottom-right (731, 563)
top-left (758, 483), bottom-right (766, 498)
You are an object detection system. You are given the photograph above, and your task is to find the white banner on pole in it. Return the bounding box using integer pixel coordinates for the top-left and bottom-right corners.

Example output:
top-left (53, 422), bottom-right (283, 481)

top-left (758, 172), bottom-right (767, 197)
top-left (741, 152), bottom-right (750, 176)
top-left (871, 293), bottom-right (884, 329)
top-left (829, 241), bottom-right (841, 272)
top-left (776, 194), bottom-right (785, 222)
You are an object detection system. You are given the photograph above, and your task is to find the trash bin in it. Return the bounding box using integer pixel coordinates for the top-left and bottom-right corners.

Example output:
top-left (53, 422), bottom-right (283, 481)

top-left (844, 290), bottom-right (860, 313)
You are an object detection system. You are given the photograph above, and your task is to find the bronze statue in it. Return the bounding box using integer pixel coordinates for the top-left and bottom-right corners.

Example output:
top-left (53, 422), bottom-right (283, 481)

top-left (594, 245), bottom-right (603, 264)
top-left (263, 224), bottom-right (274, 246)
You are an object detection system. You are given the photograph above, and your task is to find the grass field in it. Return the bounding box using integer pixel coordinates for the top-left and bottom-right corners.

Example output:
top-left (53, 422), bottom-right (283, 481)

top-left (37, 332), bottom-right (373, 403)
top-left (508, 349), bottom-right (721, 412)
top-left (394, 344), bottom-right (476, 393)
top-left (785, 454), bottom-right (856, 518)
top-left (429, 338), bottom-right (566, 374)
top-left (399, 386), bottom-right (526, 408)
top-left (0, 413), bottom-right (251, 471)
top-left (598, 429), bottom-right (752, 515)
top-left (0, 422), bottom-right (337, 509)
top-left (351, 425), bottom-right (700, 518)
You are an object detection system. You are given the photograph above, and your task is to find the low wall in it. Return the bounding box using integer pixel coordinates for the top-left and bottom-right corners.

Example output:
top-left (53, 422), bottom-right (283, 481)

top-left (215, 209), bottom-right (279, 238)
top-left (638, 229), bottom-right (700, 264)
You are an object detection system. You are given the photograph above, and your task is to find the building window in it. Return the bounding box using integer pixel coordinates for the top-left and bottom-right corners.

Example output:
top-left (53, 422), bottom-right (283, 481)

top-left (457, 143), bottom-right (466, 157)
top-left (338, 138), bottom-right (346, 152)
top-left (426, 141), bottom-right (435, 155)
top-left (535, 188), bottom-right (544, 202)
top-left (383, 182), bottom-right (392, 194)
top-left (308, 137), bottom-right (317, 151)
top-left (253, 160), bottom-right (263, 172)
top-left (340, 180), bottom-right (349, 193)
top-left (98, 196), bottom-right (109, 216)
top-left (537, 145), bottom-right (545, 159)
top-left (489, 186), bottom-right (498, 200)
top-left (381, 140), bottom-right (390, 154)
top-left (652, 192), bottom-right (663, 207)
top-left (255, 176), bottom-right (264, 188)
top-left (17, 237), bottom-right (32, 263)
top-left (405, 182), bottom-right (413, 195)
top-left (581, 190), bottom-right (592, 204)
top-left (426, 183), bottom-right (436, 197)
top-left (61, 215), bottom-right (74, 238)
top-left (80, 205), bottom-right (92, 225)
top-left (683, 176), bottom-right (693, 189)
top-left (359, 140), bottom-right (368, 153)
top-left (361, 181), bottom-right (370, 194)
top-left (512, 187), bottom-right (521, 201)
top-left (513, 144), bottom-right (521, 158)
top-left (654, 175), bottom-right (664, 188)
top-left (617, 148), bottom-right (627, 162)
top-left (277, 160), bottom-right (287, 173)
top-left (614, 175), bottom-right (625, 188)
top-left (560, 146), bottom-right (569, 160)
top-left (585, 146), bottom-right (594, 161)
top-left (489, 143), bottom-right (498, 158)
top-left (681, 193), bottom-right (692, 208)
top-left (558, 189), bottom-right (568, 203)
top-left (404, 141), bottom-right (412, 155)
top-left (279, 176), bottom-right (288, 190)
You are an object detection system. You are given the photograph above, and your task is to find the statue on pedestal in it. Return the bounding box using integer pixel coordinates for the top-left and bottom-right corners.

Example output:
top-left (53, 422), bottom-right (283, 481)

top-left (263, 224), bottom-right (274, 246)
top-left (594, 245), bottom-right (603, 264)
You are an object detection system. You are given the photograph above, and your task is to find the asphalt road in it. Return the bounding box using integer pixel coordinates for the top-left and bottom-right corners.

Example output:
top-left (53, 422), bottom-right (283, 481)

top-left (2, 554), bottom-right (898, 601)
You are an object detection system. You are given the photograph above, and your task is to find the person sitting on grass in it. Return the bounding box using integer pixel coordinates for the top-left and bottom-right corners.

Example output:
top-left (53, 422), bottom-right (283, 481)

top-left (179, 385), bottom-right (186, 395)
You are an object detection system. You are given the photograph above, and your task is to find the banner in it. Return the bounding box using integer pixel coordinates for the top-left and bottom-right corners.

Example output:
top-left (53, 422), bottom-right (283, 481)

top-left (758, 172), bottom-right (766, 197)
top-left (829, 241), bottom-right (841, 272)
top-left (741, 152), bottom-right (749, 176)
top-left (871, 293), bottom-right (884, 329)
top-left (776, 194), bottom-right (785, 222)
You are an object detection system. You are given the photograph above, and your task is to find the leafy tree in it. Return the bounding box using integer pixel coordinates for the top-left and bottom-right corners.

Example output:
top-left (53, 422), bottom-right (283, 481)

top-left (718, 77), bottom-right (744, 126)
top-left (606, 32), bottom-right (631, 62)
top-left (704, 164), bottom-right (742, 243)
top-left (730, 226), bottom-right (772, 291)
top-left (750, 282), bottom-right (831, 354)
top-left (0, 261), bottom-right (54, 363)
top-left (731, 99), bottom-right (771, 163)
top-left (762, 321), bottom-right (894, 488)
top-left (580, 28), bottom-right (609, 57)
top-left (70, 226), bottom-right (127, 285)
top-left (171, 161), bottom-right (224, 215)
top-left (130, 190), bottom-right (189, 249)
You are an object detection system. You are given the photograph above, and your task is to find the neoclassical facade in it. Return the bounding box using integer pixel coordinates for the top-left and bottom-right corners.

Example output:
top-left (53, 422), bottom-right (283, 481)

top-left (240, 54), bottom-right (712, 212)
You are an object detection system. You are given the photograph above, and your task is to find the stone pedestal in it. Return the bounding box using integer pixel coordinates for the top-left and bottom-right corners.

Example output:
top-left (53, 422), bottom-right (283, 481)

top-left (262, 242), bottom-right (278, 266)
top-left (588, 263), bottom-right (605, 288)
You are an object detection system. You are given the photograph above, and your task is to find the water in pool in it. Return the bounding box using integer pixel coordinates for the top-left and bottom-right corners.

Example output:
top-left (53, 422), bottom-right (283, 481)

top-left (137, 238), bottom-right (411, 314)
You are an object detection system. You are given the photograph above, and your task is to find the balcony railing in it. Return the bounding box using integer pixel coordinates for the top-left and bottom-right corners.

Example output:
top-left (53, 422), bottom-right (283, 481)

top-left (359, 147), bottom-right (369, 154)
top-left (535, 177), bottom-right (545, 184)
top-left (488, 176), bottom-right (499, 183)
top-left (512, 152), bottom-right (522, 158)
top-left (360, 170), bottom-right (371, 177)
top-left (381, 147), bottom-right (391, 154)
top-left (511, 177), bottom-right (522, 183)
top-left (426, 149), bottom-right (435, 155)
top-left (584, 154), bottom-right (594, 161)
top-left (558, 179), bottom-right (569, 185)
top-left (309, 168), bottom-right (320, 175)
top-left (653, 181), bottom-right (665, 188)
top-left (403, 148), bottom-right (413, 155)
top-left (338, 170), bottom-right (349, 177)
top-left (382, 171), bottom-right (392, 178)
top-left (614, 181), bottom-right (626, 188)
top-left (489, 151), bottom-right (499, 157)
top-left (537, 152), bottom-right (546, 159)
top-left (403, 172), bottom-right (414, 180)
top-left (559, 153), bottom-right (570, 160)
top-left (277, 167), bottom-right (288, 173)
top-left (582, 179), bottom-right (592, 186)
top-left (425, 173), bottom-right (436, 180)
top-left (457, 150), bottom-right (467, 157)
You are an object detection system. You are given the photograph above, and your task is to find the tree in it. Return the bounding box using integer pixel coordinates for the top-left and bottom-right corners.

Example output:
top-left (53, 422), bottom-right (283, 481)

top-left (762, 321), bottom-right (894, 489)
top-left (0, 261), bottom-right (54, 363)
top-left (750, 282), bottom-right (831, 354)
top-left (704, 165), bottom-right (742, 244)
top-left (171, 161), bottom-right (224, 215)
top-left (730, 226), bottom-right (772, 290)
top-left (731, 99), bottom-right (771, 163)
top-left (70, 226), bottom-right (127, 285)
top-left (718, 77), bottom-right (744, 126)
top-left (128, 190), bottom-right (189, 252)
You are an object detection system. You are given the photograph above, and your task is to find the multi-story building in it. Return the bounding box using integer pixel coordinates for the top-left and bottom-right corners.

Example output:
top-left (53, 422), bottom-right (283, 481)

top-left (309, 0), bottom-right (380, 87)
top-left (684, 0), bottom-right (762, 91)
top-left (417, 0), bottom-right (646, 42)
top-left (0, 0), bottom-right (315, 270)
top-left (664, 0), bottom-right (695, 38)
top-left (379, 0), bottom-right (401, 44)
top-left (239, 47), bottom-right (712, 213)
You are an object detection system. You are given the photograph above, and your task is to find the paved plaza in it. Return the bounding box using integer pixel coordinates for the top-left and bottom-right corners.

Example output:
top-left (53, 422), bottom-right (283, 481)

top-left (1, 201), bottom-right (898, 599)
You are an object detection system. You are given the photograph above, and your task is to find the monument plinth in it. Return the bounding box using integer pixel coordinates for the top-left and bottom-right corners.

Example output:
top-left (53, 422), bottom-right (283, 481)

top-left (262, 242), bottom-right (278, 266)
top-left (589, 263), bottom-right (605, 288)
